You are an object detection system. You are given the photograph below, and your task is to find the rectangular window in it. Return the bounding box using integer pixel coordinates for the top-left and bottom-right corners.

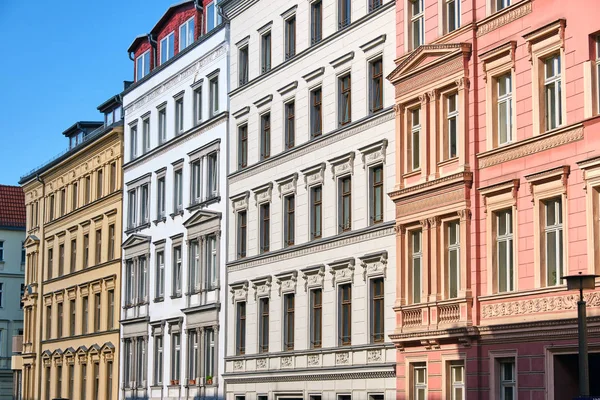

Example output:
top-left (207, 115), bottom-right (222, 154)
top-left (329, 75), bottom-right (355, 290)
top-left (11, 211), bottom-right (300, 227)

top-left (413, 363), bottom-right (427, 400)
top-left (49, 194), bottom-right (55, 221)
top-left (60, 188), bottom-right (66, 216)
top-left (173, 246), bottom-right (182, 296)
top-left (82, 296), bottom-right (88, 334)
top-left (311, 87), bottom-right (323, 137)
top-left (205, 235), bottom-right (217, 290)
top-left (499, 359), bottom-right (515, 400)
top-left (157, 176), bottom-right (166, 219)
top-left (107, 289), bottom-right (114, 329)
top-left (130, 125), bottom-right (138, 160)
top-left (175, 97), bottom-right (184, 135)
top-left (174, 169), bottom-right (183, 212)
top-left (370, 278), bottom-right (384, 343)
top-left (125, 260), bottom-right (134, 305)
top-left (0, 283), bottom-right (3, 308)
top-left (496, 209), bottom-right (514, 292)
top-left (72, 182), bottom-right (78, 210)
top-left (191, 159), bottom-right (201, 205)
top-left (124, 339), bottom-right (132, 387)
top-left (140, 256), bottom-right (148, 303)
top-left (285, 16), bottom-right (296, 59)
top-left (369, 0), bottom-right (383, 11)
top-left (544, 54), bottom-right (562, 131)
top-left (206, 1), bottom-right (216, 31)
top-left (45, 366), bottom-right (51, 400)
top-left (207, 152), bottom-right (219, 199)
top-left (311, 185), bottom-right (323, 239)
top-left (106, 361), bottom-right (113, 400)
top-left (46, 305), bottom-right (52, 339)
top-left (108, 224), bottom-right (115, 260)
top-left (156, 250), bottom-right (165, 299)
top-left (204, 328), bottom-right (215, 377)
top-left (236, 301), bottom-right (246, 355)
top-left (68, 364), bottom-right (74, 399)
top-left (158, 107), bottom-right (167, 144)
top-left (128, 190), bottom-right (137, 228)
top-left (370, 58), bottom-right (383, 113)
top-left (81, 364), bottom-right (87, 400)
top-left (494, 0), bottom-right (511, 13)
top-left (497, 73), bottom-right (513, 145)
top-left (338, 0), bottom-right (351, 29)
top-left (193, 86), bottom-right (202, 125)
top-left (47, 248), bottom-right (53, 280)
top-left (238, 124), bottom-right (248, 169)
top-left (94, 292), bottom-right (101, 331)
top-left (410, 0), bottom-right (424, 49)
top-left (445, 0), bottom-right (460, 33)
top-left (410, 107), bottom-right (421, 171)
top-left (285, 101), bottom-right (295, 149)
top-left (338, 74), bottom-right (352, 126)
top-left (154, 335), bottom-right (163, 385)
top-left (447, 221), bottom-right (460, 298)
top-left (412, 230), bottom-right (422, 303)
top-left (597, 37), bottom-right (600, 114)
top-left (179, 17), bottom-right (195, 51)
top-left (261, 32), bottom-right (272, 73)
top-left (142, 117), bottom-right (150, 154)
top-left (110, 162), bottom-right (117, 193)
top-left (370, 165), bottom-right (384, 224)
top-left (284, 293), bottom-right (295, 350)
top-left (188, 330), bottom-right (198, 382)
top-left (338, 283), bottom-right (352, 346)
top-left (237, 211), bottom-right (247, 258)
top-left (449, 361), bottom-right (465, 400)
top-left (311, 0), bottom-right (323, 44)
top-left (85, 176), bottom-right (91, 204)
top-left (171, 333), bottom-right (181, 382)
top-left (57, 302), bottom-right (63, 338)
top-left (209, 76), bottom-right (219, 117)
top-left (189, 240), bottom-right (200, 293)
top-left (446, 93), bottom-right (458, 159)
top-left (140, 184), bottom-right (149, 225)
top-left (310, 289), bottom-right (322, 348)
top-left (239, 46), bottom-right (249, 85)
top-left (136, 51), bottom-right (150, 81)
top-left (83, 233), bottom-right (89, 268)
top-left (58, 243), bottom-right (65, 276)
top-left (284, 195), bottom-right (295, 246)
top-left (339, 176), bottom-right (352, 232)
top-left (260, 112), bottom-right (271, 160)
top-left (545, 197), bottom-right (563, 286)
top-left (259, 203), bottom-right (270, 253)
top-left (258, 297), bottom-right (269, 353)
top-left (95, 228), bottom-right (102, 265)
top-left (160, 32), bottom-right (175, 65)
top-left (70, 299), bottom-right (76, 335)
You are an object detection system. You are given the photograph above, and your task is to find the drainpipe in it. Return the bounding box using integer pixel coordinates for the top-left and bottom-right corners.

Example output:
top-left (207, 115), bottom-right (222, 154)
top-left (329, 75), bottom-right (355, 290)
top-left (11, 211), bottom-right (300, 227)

top-left (194, 0), bottom-right (204, 36)
top-left (147, 33), bottom-right (158, 69)
top-left (128, 51), bottom-right (135, 61)
top-left (217, 3), bottom-right (230, 24)
top-left (34, 173), bottom-right (44, 400)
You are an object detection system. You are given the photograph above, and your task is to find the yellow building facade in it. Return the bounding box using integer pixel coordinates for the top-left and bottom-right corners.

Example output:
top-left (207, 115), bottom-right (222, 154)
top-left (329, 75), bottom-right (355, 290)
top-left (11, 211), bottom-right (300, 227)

top-left (18, 98), bottom-right (123, 400)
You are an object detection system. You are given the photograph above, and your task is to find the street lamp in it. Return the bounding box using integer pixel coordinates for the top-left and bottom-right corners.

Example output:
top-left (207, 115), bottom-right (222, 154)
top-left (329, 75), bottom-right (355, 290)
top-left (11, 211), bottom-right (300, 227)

top-left (561, 272), bottom-right (598, 397)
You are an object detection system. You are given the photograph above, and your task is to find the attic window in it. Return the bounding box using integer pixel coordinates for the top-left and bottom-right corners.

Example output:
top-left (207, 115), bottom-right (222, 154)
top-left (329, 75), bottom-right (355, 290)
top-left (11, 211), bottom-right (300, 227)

top-left (160, 32), bottom-right (175, 65)
top-left (136, 51), bottom-right (150, 81)
top-left (179, 17), bottom-right (195, 51)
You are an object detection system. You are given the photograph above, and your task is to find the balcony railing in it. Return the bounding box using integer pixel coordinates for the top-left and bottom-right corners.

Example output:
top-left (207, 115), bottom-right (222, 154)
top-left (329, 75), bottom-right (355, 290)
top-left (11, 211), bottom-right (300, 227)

top-left (397, 298), bottom-right (472, 332)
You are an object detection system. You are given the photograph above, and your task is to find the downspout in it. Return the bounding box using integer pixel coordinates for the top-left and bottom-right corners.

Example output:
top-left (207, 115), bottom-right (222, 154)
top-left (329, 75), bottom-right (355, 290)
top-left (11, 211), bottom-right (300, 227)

top-left (217, 3), bottom-right (230, 25)
top-left (128, 51), bottom-right (135, 61)
top-left (34, 173), bottom-right (44, 400)
top-left (148, 33), bottom-right (158, 70)
top-left (194, 0), bottom-right (204, 36)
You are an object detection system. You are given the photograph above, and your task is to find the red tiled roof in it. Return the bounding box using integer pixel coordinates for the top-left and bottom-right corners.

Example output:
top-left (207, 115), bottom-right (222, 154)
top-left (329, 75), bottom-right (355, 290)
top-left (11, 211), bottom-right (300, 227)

top-left (0, 184), bottom-right (26, 229)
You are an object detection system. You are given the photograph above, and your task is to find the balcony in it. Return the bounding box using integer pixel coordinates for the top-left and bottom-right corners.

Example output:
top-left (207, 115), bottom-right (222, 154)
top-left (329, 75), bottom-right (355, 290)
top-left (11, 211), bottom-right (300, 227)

top-left (395, 297), bottom-right (473, 333)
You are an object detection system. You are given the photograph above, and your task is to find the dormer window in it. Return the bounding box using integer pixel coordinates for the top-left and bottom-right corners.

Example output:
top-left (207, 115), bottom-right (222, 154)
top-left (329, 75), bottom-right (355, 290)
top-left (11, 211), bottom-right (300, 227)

top-left (160, 32), bottom-right (175, 65)
top-left (179, 17), bottom-right (195, 51)
top-left (136, 51), bottom-right (150, 81)
top-left (206, 1), bottom-right (222, 32)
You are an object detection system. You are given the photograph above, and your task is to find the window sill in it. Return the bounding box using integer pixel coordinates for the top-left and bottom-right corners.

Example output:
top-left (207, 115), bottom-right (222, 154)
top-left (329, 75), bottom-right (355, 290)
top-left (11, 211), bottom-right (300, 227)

top-left (437, 156), bottom-right (458, 168)
top-left (403, 169), bottom-right (421, 178)
top-left (153, 217), bottom-right (167, 226)
top-left (186, 196), bottom-right (221, 212)
top-left (154, 297), bottom-right (164, 303)
top-left (125, 222), bottom-right (151, 235)
top-left (170, 210), bottom-right (184, 219)
top-left (170, 294), bottom-right (183, 299)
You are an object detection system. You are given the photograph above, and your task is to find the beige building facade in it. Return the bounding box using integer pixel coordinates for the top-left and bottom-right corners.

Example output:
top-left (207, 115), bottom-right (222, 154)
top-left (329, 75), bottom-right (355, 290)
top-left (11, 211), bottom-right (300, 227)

top-left (17, 95), bottom-right (124, 400)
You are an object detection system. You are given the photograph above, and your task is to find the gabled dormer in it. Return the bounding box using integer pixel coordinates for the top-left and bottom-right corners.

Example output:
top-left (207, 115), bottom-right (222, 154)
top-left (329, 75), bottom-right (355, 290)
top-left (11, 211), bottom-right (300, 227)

top-left (97, 94), bottom-right (123, 127)
top-left (62, 121), bottom-right (103, 150)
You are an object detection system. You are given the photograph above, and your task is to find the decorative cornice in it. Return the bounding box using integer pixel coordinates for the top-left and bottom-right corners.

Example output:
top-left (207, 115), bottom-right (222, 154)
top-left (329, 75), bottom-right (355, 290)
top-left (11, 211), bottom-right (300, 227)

top-left (253, 94), bottom-right (273, 109)
top-left (302, 67), bottom-right (325, 83)
top-left (524, 165), bottom-right (570, 185)
top-left (482, 291), bottom-right (600, 319)
top-left (223, 369), bottom-right (395, 384)
top-left (277, 80), bottom-right (298, 97)
top-left (233, 106), bottom-right (250, 119)
top-left (477, 123), bottom-right (584, 169)
top-left (330, 51), bottom-right (355, 69)
top-left (389, 172), bottom-right (472, 200)
top-left (476, 0), bottom-right (532, 37)
top-left (360, 34), bottom-right (387, 53)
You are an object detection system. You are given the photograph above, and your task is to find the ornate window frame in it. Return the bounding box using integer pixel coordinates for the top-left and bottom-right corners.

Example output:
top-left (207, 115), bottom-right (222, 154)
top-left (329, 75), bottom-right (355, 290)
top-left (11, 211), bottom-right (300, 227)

top-left (578, 156), bottom-right (600, 275)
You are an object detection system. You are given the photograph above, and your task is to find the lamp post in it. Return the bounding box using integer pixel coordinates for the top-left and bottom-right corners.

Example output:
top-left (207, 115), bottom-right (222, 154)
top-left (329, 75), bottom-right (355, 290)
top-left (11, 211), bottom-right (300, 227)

top-left (561, 272), bottom-right (598, 397)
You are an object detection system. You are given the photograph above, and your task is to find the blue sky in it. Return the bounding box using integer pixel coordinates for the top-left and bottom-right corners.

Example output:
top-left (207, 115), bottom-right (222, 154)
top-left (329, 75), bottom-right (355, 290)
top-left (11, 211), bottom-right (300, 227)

top-left (0, 1), bottom-right (170, 186)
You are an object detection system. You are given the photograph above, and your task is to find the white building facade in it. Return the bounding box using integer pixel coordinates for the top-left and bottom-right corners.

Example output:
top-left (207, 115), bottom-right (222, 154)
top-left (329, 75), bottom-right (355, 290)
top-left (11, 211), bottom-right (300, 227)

top-left (120, 8), bottom-right (229, 400)
top-left (221, 0), bottom-right (397, 399)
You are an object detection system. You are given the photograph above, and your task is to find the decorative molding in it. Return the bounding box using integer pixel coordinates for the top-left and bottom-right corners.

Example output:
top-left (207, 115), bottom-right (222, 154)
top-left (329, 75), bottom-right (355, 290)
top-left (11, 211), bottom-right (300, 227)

top-left (335, 352), bottom-right (350, 365)
top-left (523, 18), bottom-right (566, 54)
top-left (276, 173), bottom-right (298, 198)
top-left (359, 139), bottom-right (388, 169)
top-left (233, 106), bottom-right (250, 119)
top-left (395, 188), bottom-right (465, 218)
top-left (360, 34), bottom-right (386, 53)
top-left (257, 21), bottom-right (273, 35)
top-left (252, 182), bottom-right (273, 206)
top-left (301, 264), bottom-right (326, 291)
top-left (302, 162), bottom-right (326, 189)
top-left (227, 222), bottom-right (394, 272)
top-left (482, 292), bottom-right (600, 319)
top-left (256, 358), bottom-right (267, 370)
top-left (359, 251), bottom-right (388, 281)
top-left (367, 349), bottom-right (383, 363)
top-left (394, 57), bottom-right (464, 97)
top-left (477, 124), bottom-right (584, 169)
top-left (253, 94), bottom-right (273, 110)
top-left (251, 275), bottom-right (272, 300)
top-left (281, 356), bottom-right (294, 368)
top-left (476, 0), bottom-right (532, 37)
top-left (277, 80), bottom-right (298, 97)
top-left (302, 67), bottom-right (325, 83)
top-left (229, 280), bottom-right (249, 304)
top-left (230, 191), bottom-right (249, 213)
top-left (228, 109), bottom-right (394, 184)
top-left (224, 370), bottom-right (396, 384)
top-left (275, 270), bottom-right (298, 295)
top-left (307, 354), bottom-right (320, 367)
top-left (329, 151), bottom-right (355, 179)
top-left (329, 257), bottom-right (355, 287)
top-left (330, 51), bottom-right (355, 69)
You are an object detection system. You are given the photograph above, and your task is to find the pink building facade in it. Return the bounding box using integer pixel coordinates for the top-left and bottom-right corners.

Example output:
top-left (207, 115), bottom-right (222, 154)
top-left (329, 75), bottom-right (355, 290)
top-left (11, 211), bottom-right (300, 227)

top-left (387, 0), bottom-right (600, 398)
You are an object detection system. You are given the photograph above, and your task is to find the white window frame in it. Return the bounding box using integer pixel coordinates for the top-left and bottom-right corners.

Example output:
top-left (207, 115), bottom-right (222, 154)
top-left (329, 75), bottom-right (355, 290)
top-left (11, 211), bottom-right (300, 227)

top-left (155, 250), bottom-right (165, 299)
top-left (544, 197), bottom-right (563, 287)
top-left (127, 190), bottom-right (137, 229)
top-left (411, 230), bottom-right (422, 304)
top-left (496, 209), bottom-right (514, 292)
top-left (0, 241), bottom-right (4, 261)
top-left (0, 283), bottom-right (3, 308)
top-left (261, 31), bottom-right (272, 73)
top-left (191, 159), bottom-right (202, 205)
top-left (497, 73), bottom-right (513, 145)
top-left (175, 96), bottom-right (184, 135)
top-left (205, 235), bottom-right (217, 290)
top-left (499, 359), bottom-right (516, 400)
top-left (188, 330), bottom-right (198, 381)
top-left (413, 362), bottom-right (427, 400)
top-left (142, 117), bottom-right (151, 154)
top-left (410, 107), bottom-right (421, 171)
top-left (207, 151), bottom-right (219, 199)
top-left (494, 0), bottom-right (511, 13)
top-left (173, 245), bottom-right (183, 296)
top-left (174, 168), bottom-right (183, 212)
top-left (209, 76), bottom-right (219, 117)
top-left (544, 54), bottom-right (563, 131)
top-left (179, 17), bottom-right (195, 51)
top-left (171, 332), bottom-right (181, 381)
top-left (129, 125), bottom-right (138, 160)
top-left (445, 0), bottom-right (460, 33)
top-left (409, 0), bottom-right (424, 50)
top-left (160, 32), bottom-right (175, 65)
top-left (136, 51), bottom-right (150, 81)
top-left (449, 362), bottom-right (465, 400)
top-left (157, 175), bottom-right (166, 220)
top-left (193, 85), bottom-right (202, 125)
top-left (154, 335), bottom-right (163, 385)
top-left (596, 37), bottom-right (600, 114)
top-left (447, 220), bottom-right (460, 299)
top-left (446, 93), bottom-right (458, 159)
top-left (158, 107), bottom-right (167, 145)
